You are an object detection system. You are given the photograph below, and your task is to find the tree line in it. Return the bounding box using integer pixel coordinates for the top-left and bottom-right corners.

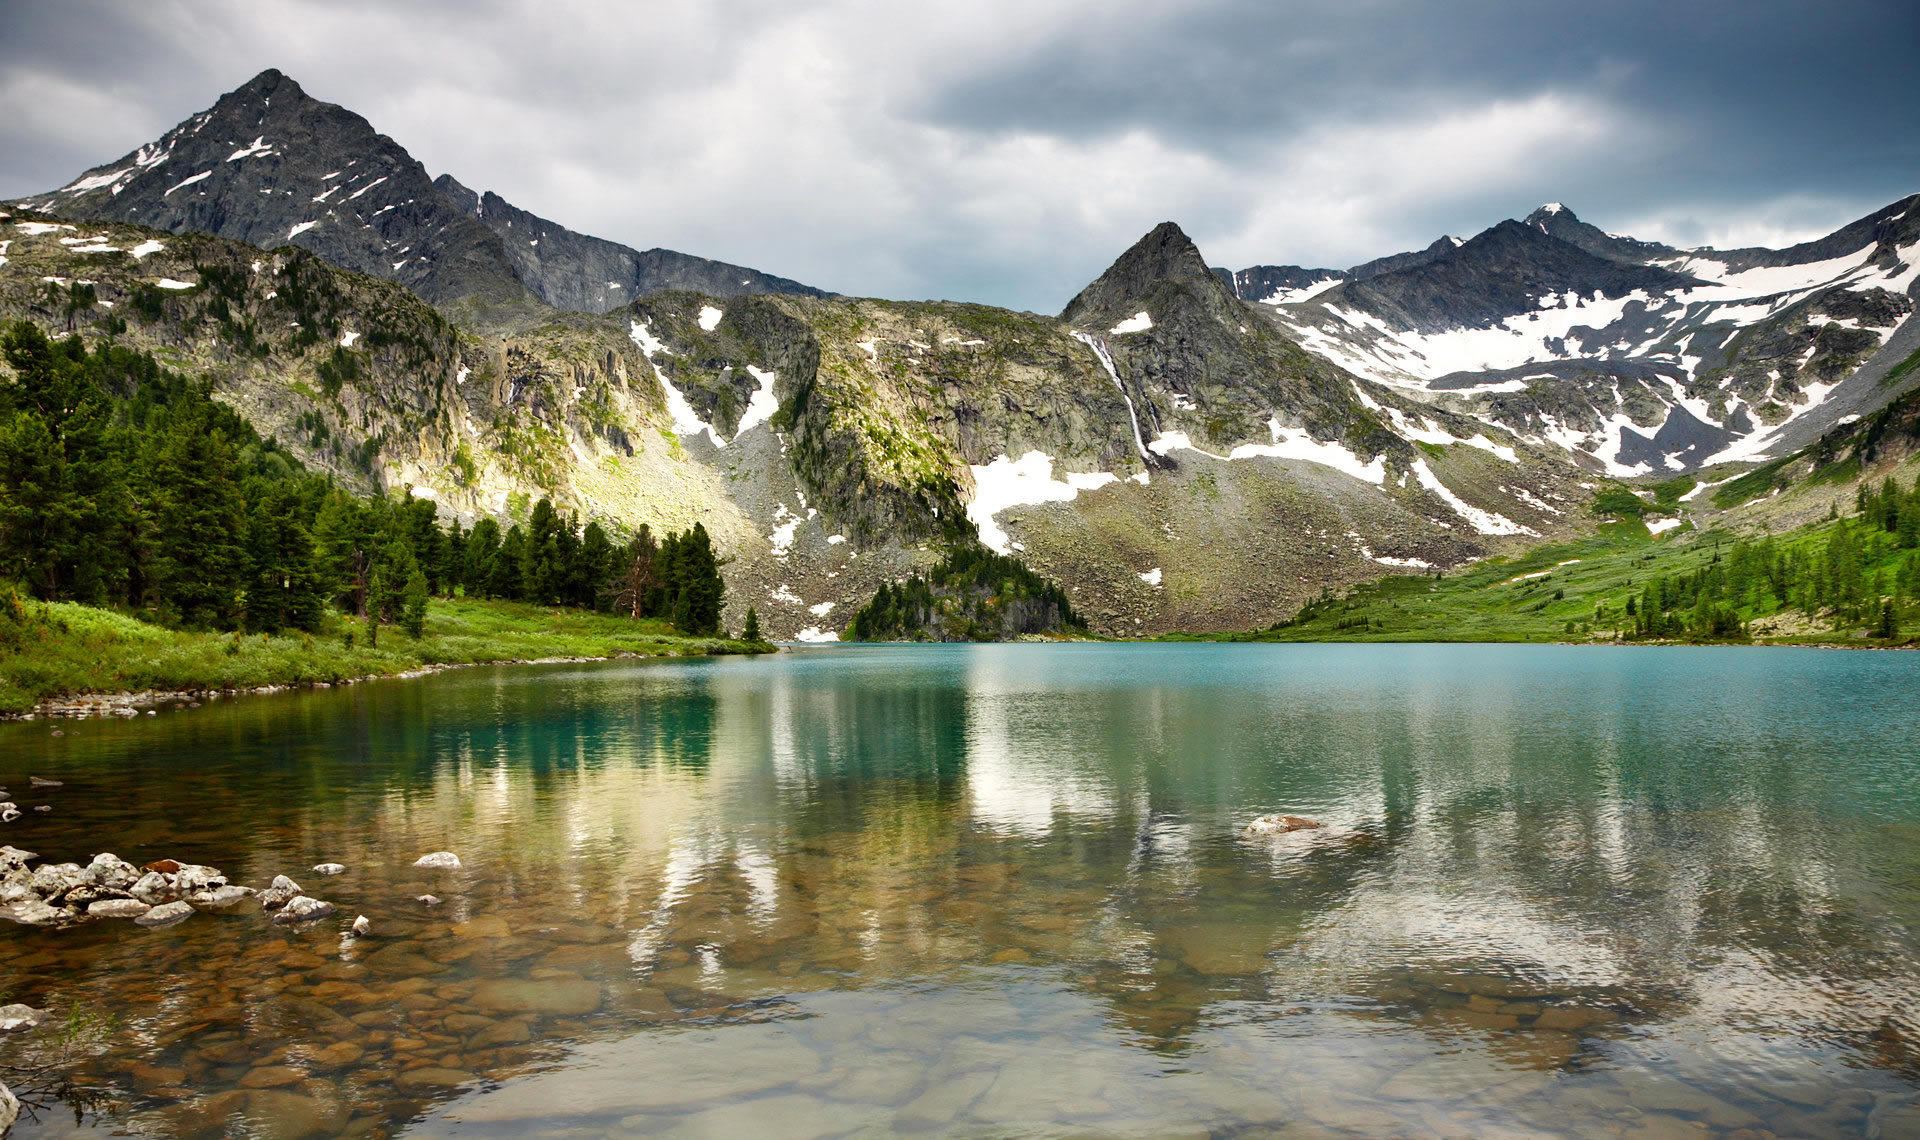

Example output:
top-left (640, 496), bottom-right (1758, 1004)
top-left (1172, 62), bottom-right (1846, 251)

top-left (1618, 479), bottom-right (1920, 641)
top-left (0, 322), bottom-right (728, 638)
top-left (848, 545), bottom-right (1082, 641)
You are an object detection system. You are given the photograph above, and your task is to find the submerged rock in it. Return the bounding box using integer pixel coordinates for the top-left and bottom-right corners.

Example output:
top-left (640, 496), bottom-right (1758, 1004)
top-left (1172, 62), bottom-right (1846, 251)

top-left (1243, 814), bottom-right (1324, 835)
top-left (135, 900), bottom-right (194, 927)
top-left (312, 862), bottom-right (347, 876)
top-left (272, 895), bottom-right (336, 924)
top-left (350, 914), bottom-right (370, 937)
top-left (417, 894), bottom-right (443, 906)
top-left (28, 777), bottom-right (61, 788)
top-left (413, 851), bottom-right (462, 869)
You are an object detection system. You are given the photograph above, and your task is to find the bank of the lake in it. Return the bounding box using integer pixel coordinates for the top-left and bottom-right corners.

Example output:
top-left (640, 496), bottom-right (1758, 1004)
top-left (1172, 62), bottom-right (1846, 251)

top-left (0, 597), bottom-right (772, 716)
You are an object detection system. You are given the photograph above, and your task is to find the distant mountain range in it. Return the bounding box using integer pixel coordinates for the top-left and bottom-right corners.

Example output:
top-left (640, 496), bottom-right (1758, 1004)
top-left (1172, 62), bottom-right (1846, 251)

top-left (5, 68), bottom-right (1918, 639)
top-left (13, 69), bottom-right (824, 316)
top-left (1216, 199), bottom-right (1920, 475)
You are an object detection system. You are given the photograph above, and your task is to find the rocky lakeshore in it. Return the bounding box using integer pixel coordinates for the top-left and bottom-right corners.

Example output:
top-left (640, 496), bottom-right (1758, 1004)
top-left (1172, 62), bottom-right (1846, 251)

top-left (12, 653), bottom-right (693, 723)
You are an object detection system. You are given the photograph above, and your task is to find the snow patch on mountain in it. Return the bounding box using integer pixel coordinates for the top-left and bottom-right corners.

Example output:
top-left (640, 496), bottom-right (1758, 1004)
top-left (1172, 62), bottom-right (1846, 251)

top-left (968, 451), bottom-right (1122, 554)
top-left (1110, 311), bottom-right (1152, 335)
top-left (225, 136), bottom-right (273, 162)
top-left (735, 366), bottom-right (780, 437)
top-left (629, 319), bottom-right (723, 447)
top-left (698, 305), bottom-right (724, 332)
top-left (164, 171), bottom-right (211, 196)
top-left (1411, 460), bottom-right (1537, 536)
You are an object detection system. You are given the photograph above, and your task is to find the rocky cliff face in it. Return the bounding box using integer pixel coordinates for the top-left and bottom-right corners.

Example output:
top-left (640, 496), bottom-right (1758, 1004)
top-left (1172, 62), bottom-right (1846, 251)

top-left (434, 175), bottom-right (826, 313)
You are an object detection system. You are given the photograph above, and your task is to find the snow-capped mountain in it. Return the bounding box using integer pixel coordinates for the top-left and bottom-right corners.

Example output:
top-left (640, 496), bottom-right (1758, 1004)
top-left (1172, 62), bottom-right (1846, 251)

top-left (13, 69), bottom-right (821, 315)
top-left (1220, 199), bottom-right (1920, 475)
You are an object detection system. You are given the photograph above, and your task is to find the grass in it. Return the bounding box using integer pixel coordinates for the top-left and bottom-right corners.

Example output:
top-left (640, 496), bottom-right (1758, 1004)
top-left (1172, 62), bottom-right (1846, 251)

top-left (0, 597), bottom-right (770, 714)
top-left (1162, 513), bottom-right (1913, 647)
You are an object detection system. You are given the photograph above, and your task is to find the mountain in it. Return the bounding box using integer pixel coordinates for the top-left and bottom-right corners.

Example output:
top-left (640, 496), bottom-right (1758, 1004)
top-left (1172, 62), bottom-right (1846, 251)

top-left (13, 69), bottom-right (533, 309)
top-left (1226, 198), bottom-right (1920, 476)
top-left (434, 175), bottom-right (826, 312)
top-left (14, 69), bottom-right (822, 316)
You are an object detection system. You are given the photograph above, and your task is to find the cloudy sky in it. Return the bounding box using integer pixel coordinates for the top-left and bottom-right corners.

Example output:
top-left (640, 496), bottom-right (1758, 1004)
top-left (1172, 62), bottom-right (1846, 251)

top-left (3, 0), bottom-right (1916, 312)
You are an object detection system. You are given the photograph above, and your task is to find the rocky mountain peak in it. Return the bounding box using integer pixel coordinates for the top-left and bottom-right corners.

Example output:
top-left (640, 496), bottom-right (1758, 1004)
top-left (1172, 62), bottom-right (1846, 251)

top-left (1060, 221), bottom-right (1235, 326)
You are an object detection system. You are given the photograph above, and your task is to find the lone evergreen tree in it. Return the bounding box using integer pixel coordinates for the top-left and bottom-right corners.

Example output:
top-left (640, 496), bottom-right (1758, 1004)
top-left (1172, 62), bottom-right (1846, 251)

top-left (743, 606), bottom-right (761, 642)
top-left (401, 564), bottom-right (429, 638)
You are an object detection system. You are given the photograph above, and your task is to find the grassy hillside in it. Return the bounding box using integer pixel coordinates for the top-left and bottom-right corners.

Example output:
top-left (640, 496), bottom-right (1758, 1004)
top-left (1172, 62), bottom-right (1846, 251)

top-left (0, 597), bottom-right (768, 714)
top-left (1175, 502), bottom-right (1919, 647)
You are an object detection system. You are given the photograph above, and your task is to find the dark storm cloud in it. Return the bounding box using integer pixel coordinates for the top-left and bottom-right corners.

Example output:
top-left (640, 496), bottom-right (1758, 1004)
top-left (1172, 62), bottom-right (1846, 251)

top-left (1, 0), bottom-right (1915, 312)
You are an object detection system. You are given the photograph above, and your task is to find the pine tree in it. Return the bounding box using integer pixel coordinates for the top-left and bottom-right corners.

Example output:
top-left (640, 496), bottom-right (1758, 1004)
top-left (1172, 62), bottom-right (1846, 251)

top-left (142, 402), bottom-right (247, 626)
top-left (579, 520), bottom-right (616, 610)
top-left (522, 497), bottom-right (564, 604)
top-left (402, 563), bottom-right (429, 638)
top-left (743, 606), bottom-right (761, 642)
top-left (490, 525), bottom-right (526, 600)
top-left (464, 517), bottom-right (501, 596)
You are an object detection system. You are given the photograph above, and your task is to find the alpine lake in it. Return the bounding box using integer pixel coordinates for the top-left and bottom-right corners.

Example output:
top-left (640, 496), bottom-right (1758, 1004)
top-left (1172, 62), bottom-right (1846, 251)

top-left (2, 643), bottom-right (1919, 1139)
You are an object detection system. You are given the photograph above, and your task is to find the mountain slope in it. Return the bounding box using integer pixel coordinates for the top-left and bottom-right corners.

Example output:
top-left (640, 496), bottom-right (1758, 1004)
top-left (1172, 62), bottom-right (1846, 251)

top-left (435, 175), bottom-right (826, 312)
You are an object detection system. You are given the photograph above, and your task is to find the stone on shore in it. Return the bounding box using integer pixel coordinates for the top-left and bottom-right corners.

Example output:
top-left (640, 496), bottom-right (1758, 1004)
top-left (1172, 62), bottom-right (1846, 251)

top-left (136, 900), bottom-right (194, 927)
top-left (87, 853), bottom-right (140, 889)
top-left (0, 1004), bottom-right (49, 1033)
top-left (259, 875), bottom-right (302, 910)
top-left (129, 870), bottom-right (175, 904)
top-left (88, 898), bottom-right (152, 920)
top-left (189, 885), bottom-right (257, 909)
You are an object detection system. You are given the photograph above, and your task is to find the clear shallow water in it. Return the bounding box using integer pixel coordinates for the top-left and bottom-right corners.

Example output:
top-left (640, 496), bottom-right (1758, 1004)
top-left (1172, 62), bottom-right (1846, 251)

top-left (2, 643), bottom-right (1919, 1138)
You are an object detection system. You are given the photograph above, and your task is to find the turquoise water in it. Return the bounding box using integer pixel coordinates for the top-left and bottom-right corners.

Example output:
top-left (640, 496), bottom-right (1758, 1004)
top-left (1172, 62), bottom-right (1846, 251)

top-left (2, 643), bottom-right (1918, 1137)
